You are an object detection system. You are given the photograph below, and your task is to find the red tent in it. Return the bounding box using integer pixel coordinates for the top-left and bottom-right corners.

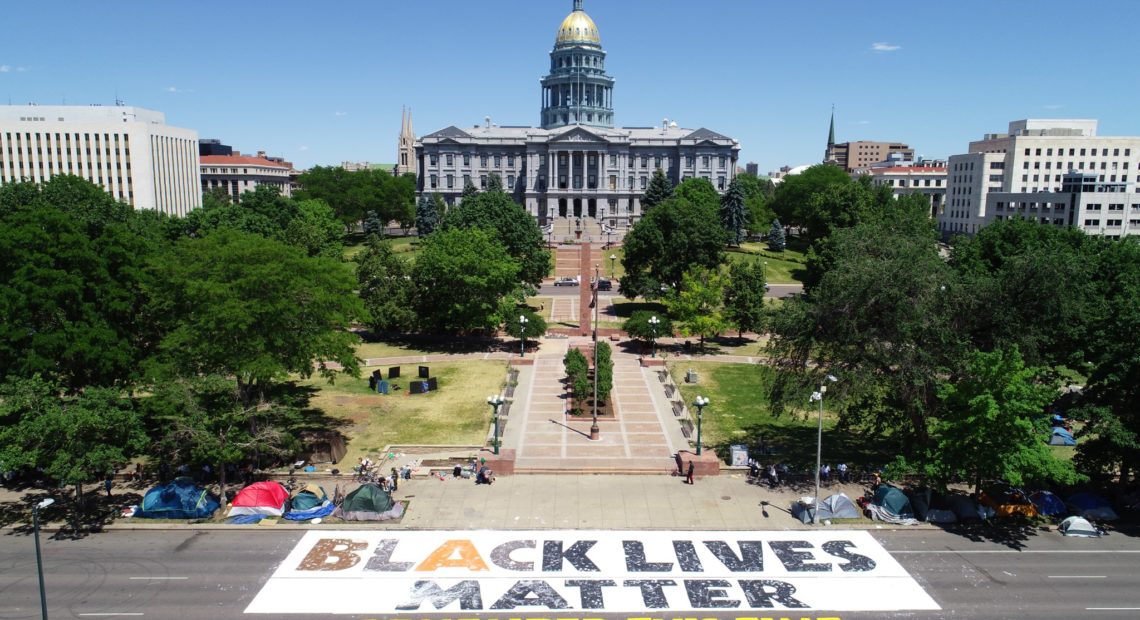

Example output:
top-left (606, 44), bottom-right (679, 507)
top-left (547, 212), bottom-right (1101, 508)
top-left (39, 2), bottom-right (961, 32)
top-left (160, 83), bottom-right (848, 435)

top-left (228, 481), bottom-right (289, 517)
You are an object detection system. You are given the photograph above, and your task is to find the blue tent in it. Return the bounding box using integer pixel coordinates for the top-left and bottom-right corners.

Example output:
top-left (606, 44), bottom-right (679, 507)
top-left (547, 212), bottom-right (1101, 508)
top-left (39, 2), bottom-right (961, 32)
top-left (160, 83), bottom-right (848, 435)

top-left (1030, 490), bottom-right (1066, 516)
top-left (135, 478), bottom-right (220, 519)
top-left (1068, 492), bottom-right (1118, 521)
top-left (1049, 427), bottom-right (1076, 446)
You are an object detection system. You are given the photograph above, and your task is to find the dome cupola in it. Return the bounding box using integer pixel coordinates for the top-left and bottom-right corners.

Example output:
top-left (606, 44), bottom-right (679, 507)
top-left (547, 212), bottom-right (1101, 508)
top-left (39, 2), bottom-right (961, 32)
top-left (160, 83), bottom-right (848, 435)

top-left (556, 0), bottom-right (600, 47)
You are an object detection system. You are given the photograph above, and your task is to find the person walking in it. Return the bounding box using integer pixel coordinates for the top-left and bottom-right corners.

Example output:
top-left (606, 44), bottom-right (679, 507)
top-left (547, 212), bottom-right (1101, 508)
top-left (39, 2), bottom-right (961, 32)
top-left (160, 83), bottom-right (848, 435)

top-left (837, 462), bottom-right (849, 483)
top-left (104, 475), bottom-right (114, 497)
top-left (390, 467), bottom-right (399, 492)
top-left (686, 461), bottom-right (695, 485)
top-left (767, 463), bottom-right (779, 488)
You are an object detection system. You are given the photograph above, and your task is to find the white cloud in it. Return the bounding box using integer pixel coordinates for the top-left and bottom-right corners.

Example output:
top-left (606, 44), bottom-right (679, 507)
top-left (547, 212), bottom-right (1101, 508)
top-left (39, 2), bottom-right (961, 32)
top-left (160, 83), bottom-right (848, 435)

top-left (166, 85), bottom-right (194, 94)
top-left (871, 42), bottom-right (901, 52)
top-left (334, 111), bottom-right (348, 117)
top-left (0, 65), bottom-right (10, 73)
top-left (297, 145), bottom-right (309, 152)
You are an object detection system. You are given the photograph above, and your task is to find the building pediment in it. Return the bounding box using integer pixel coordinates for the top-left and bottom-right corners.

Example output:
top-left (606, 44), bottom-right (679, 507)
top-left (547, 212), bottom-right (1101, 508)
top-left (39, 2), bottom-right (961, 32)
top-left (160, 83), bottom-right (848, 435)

top-left (423, 125), bottom-right (472, 140)
top-left (685, 127), bottom-right (731, 141)
top-left (549, 126), bottom-right (609, 144)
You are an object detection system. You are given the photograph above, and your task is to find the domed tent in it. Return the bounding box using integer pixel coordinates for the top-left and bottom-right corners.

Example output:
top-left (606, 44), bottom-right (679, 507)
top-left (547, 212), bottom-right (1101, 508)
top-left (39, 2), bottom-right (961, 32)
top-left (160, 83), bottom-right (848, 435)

top-left (290, 484), bottom-right (328, 512)
top-left (1049, 427), bottom-right (1077, 446)
top-left (1059, 516), bottom-right (1101, 537)
top-left (135, 478), bottom-right (220, 520)
top-left (228, 481), bottom-right (289, 517)
top-left (1067, 492), bottom-right (1118, 521)
top-left (1030, 490), bottom-right (1066, 517)
top-left (792, 493), bottom-right (861, 523)
top-left (866, 485), bottom-right (917, 524)
top-left (980, 485), bottom-right (1038, 518)
top-left (334, 483), bottom-right (404, 521)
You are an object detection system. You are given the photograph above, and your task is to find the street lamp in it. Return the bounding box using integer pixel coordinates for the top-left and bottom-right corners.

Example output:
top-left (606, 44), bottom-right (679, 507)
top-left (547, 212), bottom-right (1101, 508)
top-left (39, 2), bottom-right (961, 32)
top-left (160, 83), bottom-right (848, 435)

top-left (609, 253), bottom-right (616, 279)
top-left (648, 315), bottom-right (660, 358)
top-left (33, 497), bottom-right (54, 620)
top-left (692, 396), bottom-right (709, 456)
top-left (487, 395), bottom-right (504, 455)
top-left (809, 374), bottom-right (839, 525)
top-left (590, 264), bottom-right (601, 440)
top-left (518, 315), bottom-right (529, 358)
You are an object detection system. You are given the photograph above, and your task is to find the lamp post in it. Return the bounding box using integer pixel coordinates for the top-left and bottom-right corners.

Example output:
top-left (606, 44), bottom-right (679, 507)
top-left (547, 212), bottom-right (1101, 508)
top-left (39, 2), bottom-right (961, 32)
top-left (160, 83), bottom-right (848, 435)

top-left (692, 396), bottom-right (709, 456)
top-left (487, 395), bottom-right (504, 455)
top-left (648, 315), bottom-right (660, 358)
top-left (590, 264), bottom-right (601, 440)
top-left (33, 497), bottom-right (54, 620)
top-left (809, 374), bottom-right (838, 525)
top-left (609, 253), bottom-right (616, 279)
top-left (518, 314), bottom-right (529, 358)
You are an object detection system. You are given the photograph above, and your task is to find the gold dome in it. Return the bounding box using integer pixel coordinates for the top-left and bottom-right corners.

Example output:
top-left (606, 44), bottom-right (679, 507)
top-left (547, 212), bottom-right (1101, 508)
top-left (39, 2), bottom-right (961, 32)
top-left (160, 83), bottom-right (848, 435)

top-left (556, 8), bottom-right (600, 45)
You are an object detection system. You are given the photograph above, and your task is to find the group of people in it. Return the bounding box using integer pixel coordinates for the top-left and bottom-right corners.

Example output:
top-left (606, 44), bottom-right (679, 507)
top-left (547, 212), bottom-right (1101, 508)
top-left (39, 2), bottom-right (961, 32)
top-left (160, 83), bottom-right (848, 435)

top-left (746, 459), bottom-right (861, 487)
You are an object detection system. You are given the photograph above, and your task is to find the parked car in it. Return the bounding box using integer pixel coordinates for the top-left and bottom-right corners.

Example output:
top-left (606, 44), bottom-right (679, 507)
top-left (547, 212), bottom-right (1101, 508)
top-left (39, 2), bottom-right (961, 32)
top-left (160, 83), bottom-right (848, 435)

top-left (594, 278), bottom-right (613, 291)
top-left (553, 276), bottom-right (579, 287)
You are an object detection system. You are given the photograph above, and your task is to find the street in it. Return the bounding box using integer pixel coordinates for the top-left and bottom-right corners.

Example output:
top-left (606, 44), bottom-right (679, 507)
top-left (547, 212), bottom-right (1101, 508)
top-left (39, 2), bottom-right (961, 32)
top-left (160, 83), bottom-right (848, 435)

top-left (2, 526), bottom-right (1138, 619)
top-left (537, 282), bottom-right (802, 298)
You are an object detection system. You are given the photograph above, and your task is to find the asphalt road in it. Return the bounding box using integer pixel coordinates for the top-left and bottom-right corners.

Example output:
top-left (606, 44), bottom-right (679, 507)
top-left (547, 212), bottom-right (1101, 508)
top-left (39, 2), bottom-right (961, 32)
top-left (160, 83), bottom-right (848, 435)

top-left (2, 527), bottom-right (1138, 619)
top-left (537, 282), bottom-right (803, 298)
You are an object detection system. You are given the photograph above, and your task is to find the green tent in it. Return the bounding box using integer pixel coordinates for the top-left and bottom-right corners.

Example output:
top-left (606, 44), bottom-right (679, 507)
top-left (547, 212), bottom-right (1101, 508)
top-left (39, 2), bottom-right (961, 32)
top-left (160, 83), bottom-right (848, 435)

top-left (334, 483), bottom-right (403, 521)
top-left (290, 483), bottom-right (328, 512)
top-left (873, 484), bottom-right (913, 516)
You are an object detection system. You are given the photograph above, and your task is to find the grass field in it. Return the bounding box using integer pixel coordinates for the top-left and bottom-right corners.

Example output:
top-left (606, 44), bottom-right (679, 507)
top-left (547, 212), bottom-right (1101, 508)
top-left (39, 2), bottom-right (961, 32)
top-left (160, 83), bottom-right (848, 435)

top-left (667, 361), bottom-right (900, 468)
top-left (343, 236), bottom-right (421, 262)
top-left (295, 361), bottom-right (506, 463)
top-left (726, 240), bottom-right (809, 285)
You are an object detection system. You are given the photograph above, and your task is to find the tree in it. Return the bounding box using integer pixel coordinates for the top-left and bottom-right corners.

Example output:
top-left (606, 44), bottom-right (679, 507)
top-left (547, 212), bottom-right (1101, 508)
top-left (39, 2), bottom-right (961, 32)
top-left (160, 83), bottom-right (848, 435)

top-left (623, 311), bottom-right (673, 348)
top-left (674, 177), bottom-right (720, 211)
top-left (487, 173), bottom-right (504, 194)
top-left (642, 168), bottom-right (673, 210)
top-left (145, 374), bottom-right (301, 504)
top-left (667, 267), bottom-right (728, 350)
top-left (723, 259), bottom-right (767, 337)
top-left (563, 348), bottom-right (590, 414)
top-left (441, 190), bottom-right (551, 288)
top-left (595, 340), bottom-right (614, 405)
top-left (619, 196), bottom-right (726, 298)
top-left (362, 210), bottom-right (384, 237)
top-left (356, 235), bottom-right (417, 334)
top-left (719, 177), bottom-right (747, 246)
top-left (283, 199), bottom-right (345, 259)
top-left (770, 164), bottom-right (851, 230)
top-left (767, 218), bottom-right (786, 251)
top-left (415, 194), bottom-right (440, 237)
top-left (503, 308), bottom-right (548, 345)
top-left (0, 376), bottom-right (146, 523)
top-left (145, 230), bottom-right (363, 406)
top-left (927, 347), bottom-right (1080, 493)
top-left (0, 203), bottom-right (153, 390)
top-left (462, 179), bottom-right (480, 199)
top-left (412, 227), bottom-right (520, 333)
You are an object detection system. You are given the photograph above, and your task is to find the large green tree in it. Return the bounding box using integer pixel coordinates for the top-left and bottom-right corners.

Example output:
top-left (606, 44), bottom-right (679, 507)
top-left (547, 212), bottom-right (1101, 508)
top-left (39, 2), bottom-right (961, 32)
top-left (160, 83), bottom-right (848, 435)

top-left (667, 267), bottom-right (728, 350)
top-left (356, 236), bottom-right (417, 334)
top-left (623, 311), bottom-right (673, 352)
top-left (283, 199), bottom-right (345, 259)
top-left (619, 196), bottom-right (726, 298)
top-left (441, 189), bottom-right (551, 288)
top-left (642, 168), bottom-right (674, 210)
top-left (927, 347), bottom-right (1080, 493)
top-left (769, 164), bottom-right (851, 231)
top-left (723, 259), bottom-right (768, 337)
top-left (719, 177), bottom-right (747, 246)
top-left (145, 230), bottom-right (362, 406)
top-left (412, 227), bottom-right (520, 333)
top-left (415, 194), bottom-right (440, 237)
top-left (674, 177), bottom-right (720, 211)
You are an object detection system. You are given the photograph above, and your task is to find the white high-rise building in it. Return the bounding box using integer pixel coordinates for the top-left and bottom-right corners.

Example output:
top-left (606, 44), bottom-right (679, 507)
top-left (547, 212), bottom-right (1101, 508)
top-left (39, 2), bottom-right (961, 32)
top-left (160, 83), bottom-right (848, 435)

top-left (940, 119), bottom-right (1140, 238)
top-left (0, 105), bottom-right (200, 216)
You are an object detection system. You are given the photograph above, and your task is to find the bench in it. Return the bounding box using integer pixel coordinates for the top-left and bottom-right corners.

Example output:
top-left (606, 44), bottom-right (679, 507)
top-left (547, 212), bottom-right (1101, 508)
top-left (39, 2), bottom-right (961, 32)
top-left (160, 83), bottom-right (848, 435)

top-left (671, 401), bottom-right (685, 417)
top-left (658, 371), bottom-right (668, 383)
top-left (664, 384), bottom-right (676, 398)
top-left (680, 419), bottom-right (694, 439)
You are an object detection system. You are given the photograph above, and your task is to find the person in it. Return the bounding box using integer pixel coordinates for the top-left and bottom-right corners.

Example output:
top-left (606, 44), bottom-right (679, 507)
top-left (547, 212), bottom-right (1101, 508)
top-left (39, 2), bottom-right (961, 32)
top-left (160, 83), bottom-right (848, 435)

top-left (748, 458), bottom-right (760, 481)
top-left (767, 463), bottom-right (779, 488)
top-left (871, 471), bottom-right (882, 491)
top-left (359, 456), bottom-right (373, 475)
top-left (453, 464), bottom-right (463, 478)
top-left (104, 475), bottom-right (114, 497)
top-left (686, 461), bottom-right (695, 485)
top-left (820, 463), bottom-right (831, 483)
top-left (390, 467), bottom-right (399, 492)
top-left (476, 466), bottom-right (494, 485)
top-left (837, 462), bottom-right (849, 483)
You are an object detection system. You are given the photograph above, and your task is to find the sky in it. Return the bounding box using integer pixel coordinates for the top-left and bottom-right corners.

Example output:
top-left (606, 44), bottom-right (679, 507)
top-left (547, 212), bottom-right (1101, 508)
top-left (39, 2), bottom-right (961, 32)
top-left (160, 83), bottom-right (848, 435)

top-left (5, 0), bottom-right (1140, 174)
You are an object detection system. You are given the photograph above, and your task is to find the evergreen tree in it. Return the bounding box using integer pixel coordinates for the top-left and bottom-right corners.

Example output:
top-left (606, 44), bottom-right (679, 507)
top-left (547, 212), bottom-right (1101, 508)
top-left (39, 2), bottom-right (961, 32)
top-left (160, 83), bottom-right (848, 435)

top-left (767, 218), bottom-right (786, 252)
top-left (719, 177), bottom-right (747, 246)
top-left (462, 179), bottom-right (479, 198)
top-left (487, 173), bottom-right (504, 193)
top-left (643, 168), bottom-right (674, 210)
top-left (362, 210), bottom-right (383, 237)
top-left (595, 341), bottom-right (614, 405)
top-left (415, 194), bottom-right (439, 236)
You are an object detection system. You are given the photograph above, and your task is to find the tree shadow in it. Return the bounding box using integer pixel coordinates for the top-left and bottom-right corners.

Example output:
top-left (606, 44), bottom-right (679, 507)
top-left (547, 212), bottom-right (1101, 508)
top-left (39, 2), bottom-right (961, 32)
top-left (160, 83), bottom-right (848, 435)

top-left (933, 519), bottom-right (1043, 550)
top-left (356, 330), bottom-right (514, 355)
top-left (610, 301), bottom-right (667, 319)
top-left (1, 486), bottom-right (144, 537)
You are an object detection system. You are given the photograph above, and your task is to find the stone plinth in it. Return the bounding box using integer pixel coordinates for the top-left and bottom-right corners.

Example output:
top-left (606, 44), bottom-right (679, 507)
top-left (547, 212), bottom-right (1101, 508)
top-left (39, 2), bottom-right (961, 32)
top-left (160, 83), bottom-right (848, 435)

top-left (676, 449), bottom-right (721, 478)
top-left (640, 357), bottom-right (666, 367)
top-left (479, 448), bottom-right (516, 476)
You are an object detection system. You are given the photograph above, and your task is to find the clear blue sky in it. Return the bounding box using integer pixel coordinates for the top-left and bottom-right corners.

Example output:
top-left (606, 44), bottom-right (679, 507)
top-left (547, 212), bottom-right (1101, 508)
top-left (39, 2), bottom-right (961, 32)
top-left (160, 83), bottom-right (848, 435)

top-left (5, 0), bottom-right (1139, 174)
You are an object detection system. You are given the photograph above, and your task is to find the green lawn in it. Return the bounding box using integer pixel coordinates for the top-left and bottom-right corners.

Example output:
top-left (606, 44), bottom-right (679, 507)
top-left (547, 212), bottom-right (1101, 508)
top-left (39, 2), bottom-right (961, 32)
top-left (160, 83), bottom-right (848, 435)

top-left (355, 341), bottom-right (436, 360)
top-left (343, 236), bottom-right (421, 262)
top-left (667, 361), bottom-right (900, 468)
top-left (727, 240), bottom-right (809, 285)
top-left (295, 361), bottom-right (506, 463)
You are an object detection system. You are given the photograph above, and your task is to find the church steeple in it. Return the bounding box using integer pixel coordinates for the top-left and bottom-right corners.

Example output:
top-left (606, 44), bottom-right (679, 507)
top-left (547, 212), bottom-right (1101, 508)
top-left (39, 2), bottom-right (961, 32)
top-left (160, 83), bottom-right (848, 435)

top-left (824, 105), bottom-right (836, 163)
top-left (396, 106), bottom-right (415, 176)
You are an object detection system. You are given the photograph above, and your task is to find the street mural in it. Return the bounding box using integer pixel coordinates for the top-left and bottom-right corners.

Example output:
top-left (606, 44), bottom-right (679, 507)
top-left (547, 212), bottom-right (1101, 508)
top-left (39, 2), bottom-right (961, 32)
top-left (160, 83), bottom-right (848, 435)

top-left (247, 530), bottom-right (939, 615)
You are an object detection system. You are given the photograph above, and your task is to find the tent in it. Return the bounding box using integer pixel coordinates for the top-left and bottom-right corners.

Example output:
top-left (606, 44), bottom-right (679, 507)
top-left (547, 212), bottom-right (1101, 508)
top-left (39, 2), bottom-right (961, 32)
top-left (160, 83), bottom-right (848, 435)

top-left (1059, 516), bottom-right (1101, 537)
top-left (906, 488), bottom-right (932, 522)
top-left (874, 485), bottom-right (913, 516)
top-left (980, 486), bottom-right (1038, 518)
top-left (1067, 492), bottom-right (1118, 521)
top-left (290, 484), bottom-right (327, 512)
top-left (135, 478), bottom-right (220, 519)
top-left (944, 493), bottom-right (983, 521)
top-left (790, 493), bottom-right (861, 524)
top-left (334, 483), bottom-right (405, 521)
top-left (228, 481), bottom-right (289, 517)
top-left (1049, 427), bottom-right (1077, 446)
top-left (1030, 490), bottom-right (1066, 516)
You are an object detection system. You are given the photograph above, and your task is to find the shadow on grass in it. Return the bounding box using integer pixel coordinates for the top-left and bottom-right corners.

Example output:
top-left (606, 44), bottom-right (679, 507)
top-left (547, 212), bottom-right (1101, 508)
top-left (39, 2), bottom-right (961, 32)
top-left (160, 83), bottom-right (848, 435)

top-left (710, 422), bottom-right (904, 480)
top-left (611, 301), bottom-right (667, 319)
top-left (355, 330), bottom-right (519, 355)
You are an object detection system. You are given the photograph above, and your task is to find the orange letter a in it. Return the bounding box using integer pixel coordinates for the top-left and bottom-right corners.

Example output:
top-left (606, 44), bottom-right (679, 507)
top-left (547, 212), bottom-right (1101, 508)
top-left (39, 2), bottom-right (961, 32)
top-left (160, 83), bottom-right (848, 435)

top-left (415, 539), bottom-right (490, 572)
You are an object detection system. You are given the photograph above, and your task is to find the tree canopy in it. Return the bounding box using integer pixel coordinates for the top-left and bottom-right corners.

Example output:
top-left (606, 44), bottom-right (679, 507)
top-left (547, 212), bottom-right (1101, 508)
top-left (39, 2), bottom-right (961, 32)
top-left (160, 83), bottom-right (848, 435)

top-left (411, 227), bottom-right (520, 333)
top-left (356, 235), bottom-right (417, 334)
top-left (642, 168), bottom-right (674, 210)
top-left (619, 196), bottom-right (726, 298)
top-left (441, 189), bottom-right (551, 288)
top-left (719, 177), bottom-right (747, 246)
top-left (723, 259), bottom-right (768, 337)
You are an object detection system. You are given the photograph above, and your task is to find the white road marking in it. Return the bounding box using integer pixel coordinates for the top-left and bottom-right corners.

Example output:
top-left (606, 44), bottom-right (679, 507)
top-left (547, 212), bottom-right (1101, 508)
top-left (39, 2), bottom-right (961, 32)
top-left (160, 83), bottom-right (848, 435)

top-left (77, 614), bottom-right (144, 617)
top-left (1049, 575), bottom-right (1106, 578)
top-left (128, 577), bottom-right (187, 580)
top-left (1086, 608), bottom-right (1140, 611)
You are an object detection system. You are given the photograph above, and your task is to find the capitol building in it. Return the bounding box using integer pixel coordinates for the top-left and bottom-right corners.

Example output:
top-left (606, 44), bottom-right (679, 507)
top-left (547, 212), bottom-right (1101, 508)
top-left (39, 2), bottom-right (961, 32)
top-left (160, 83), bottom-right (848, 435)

top-left (410, 0), bottom-right (740, 228)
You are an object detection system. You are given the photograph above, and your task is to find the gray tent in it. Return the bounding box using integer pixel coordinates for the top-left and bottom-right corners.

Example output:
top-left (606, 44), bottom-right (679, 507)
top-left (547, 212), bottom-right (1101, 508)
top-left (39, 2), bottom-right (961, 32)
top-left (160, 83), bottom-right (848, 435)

top-left (791, 493), bottom-right (861, 523)
top-left (1059, 516), bottom-right (1100, 537)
